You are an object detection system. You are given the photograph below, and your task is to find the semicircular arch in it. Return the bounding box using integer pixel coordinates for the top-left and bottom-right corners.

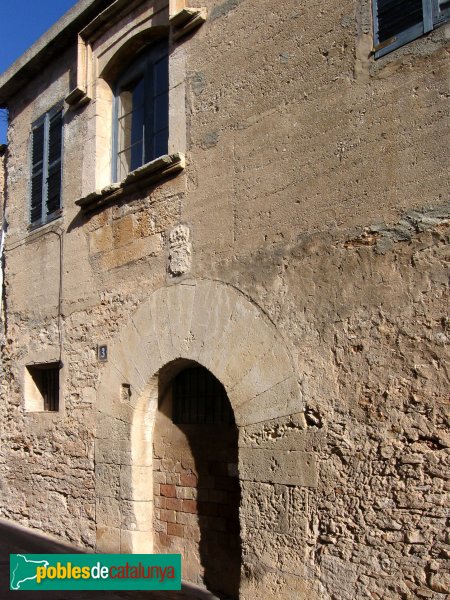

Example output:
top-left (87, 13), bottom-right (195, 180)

top-left (94, 279), bottom-right (301, 553)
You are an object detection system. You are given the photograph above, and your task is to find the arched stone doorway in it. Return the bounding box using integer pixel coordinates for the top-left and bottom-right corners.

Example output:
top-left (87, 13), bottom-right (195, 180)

top-left (94, 279), bottom-right (304, 598)
top-left (154, 360), bottom-right (240, 598)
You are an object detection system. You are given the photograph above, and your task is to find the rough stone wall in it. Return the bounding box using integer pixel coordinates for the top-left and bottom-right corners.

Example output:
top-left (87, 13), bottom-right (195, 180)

top-left (236, 209), bottom-right (449, 599)
top-left (0, 0), bottom-right (449, 599)
top-left (0, 146), bottom-right (6, 382)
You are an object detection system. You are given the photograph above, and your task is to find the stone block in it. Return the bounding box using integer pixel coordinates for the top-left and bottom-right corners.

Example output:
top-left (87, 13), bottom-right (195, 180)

top-left (167, 282), bottom-right (197, 355)
top-left (109, 326), bottom-right (150, 397)
top-left (96, 526), bottom-right (120, 553)
top-left (182, 499), bottom-right (198, 514)
top-left (89, 225), bottom-right (113, 254)
top-left (234, 376), bottom-right (302, 426)
top-left (160, 509), bottom-right (177, 523)
top-left (99, 234), bottom-right (163, 270)
top-left (96, 463), bottom-right (120, 499)
top-left (231, 345), bottom-right (295, 408)
top-left (96, 412), bottom-right (130, 442)
top-left (147, 286), bottom-right (176, 365)
top-left (239, 448), bottom-right (318, 487)
top-left (221, 313), bottom-right (278, 391)
top-left (180, 471), bottom-right (197, 486)
top-left (112, 214), bottom-right (135, 248)
top-left (120, 465), bottom-right (153, 502)
top-left (165, 497), bottom-right (183, 511)
top-left (120, 529), bottom-right (152, 553)
top-left (176, 486), bottom-right (197, 500)
top-left (96, 496), bottom-right (121, 525)
top-left (121, 500), bottom-right (152, 531)
top-left (197, 285), bottom-right (239, 368)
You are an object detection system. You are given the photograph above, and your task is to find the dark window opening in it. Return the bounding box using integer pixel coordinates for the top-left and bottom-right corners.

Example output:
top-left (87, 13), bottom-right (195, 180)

top-left (26, 363), bottom-right (60, 411)
top-left (172, 367), bottom-right (234, 426)
top-left (373, 0), bottom-right (450, 58)
top-left (114, 40), bottom-right (169, 182)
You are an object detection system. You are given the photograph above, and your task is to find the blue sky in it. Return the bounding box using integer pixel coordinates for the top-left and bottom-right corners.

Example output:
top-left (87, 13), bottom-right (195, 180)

top-left (0, 0), bottom-right (78, 144)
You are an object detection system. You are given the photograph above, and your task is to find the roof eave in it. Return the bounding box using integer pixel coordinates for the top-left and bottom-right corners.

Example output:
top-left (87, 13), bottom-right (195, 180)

top-left (0, 0), bottom-right (115, 107)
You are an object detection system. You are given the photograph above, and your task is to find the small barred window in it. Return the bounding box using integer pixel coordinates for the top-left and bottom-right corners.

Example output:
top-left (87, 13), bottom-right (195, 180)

top-left (25, 363), bottom-right (60, 412)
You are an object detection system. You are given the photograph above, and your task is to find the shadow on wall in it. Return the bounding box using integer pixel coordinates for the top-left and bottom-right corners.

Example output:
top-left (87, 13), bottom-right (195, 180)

top-left (154, 360), bottom-right (241, 600)
top-left (0, 518), bottom-right (226, 600)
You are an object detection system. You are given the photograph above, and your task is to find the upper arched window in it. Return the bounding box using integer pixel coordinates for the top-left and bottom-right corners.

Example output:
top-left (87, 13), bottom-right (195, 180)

top-left (113, 39), bottom-right (169, 182)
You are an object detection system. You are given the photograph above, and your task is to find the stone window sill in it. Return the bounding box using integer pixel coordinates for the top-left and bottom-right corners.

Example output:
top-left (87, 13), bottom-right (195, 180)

top-left (75, 153), bottom-right (185, 211)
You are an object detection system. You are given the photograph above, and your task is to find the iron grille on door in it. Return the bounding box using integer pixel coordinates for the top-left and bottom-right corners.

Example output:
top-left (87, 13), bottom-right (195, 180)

top-left (172, 367), bottom-right (234, 426)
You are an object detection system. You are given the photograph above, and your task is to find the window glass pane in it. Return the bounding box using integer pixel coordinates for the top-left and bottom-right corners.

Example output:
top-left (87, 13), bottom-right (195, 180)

top-left (118, 112), bottom-right (144, 157)
top-left (115, 44), bottom-right (169, 178)
top-left (153, 91), bottom-right (169, 134)
top-left (131, 105), bottom-right (145, 150)
top-left (119, 89), bottom-right (133, 119)
top-left (118, 114), bottom-right (130, 153)
top-left (130, 139), bottom-right (144, 171)
top-left (117, 140), bottom-right (143, 180)
top-left (153, 56), bottom-right (169, 99)
top-left (435, 0), bottom-right (450, 23)
top-left (117, 147), bottom-right (131, 182)
top-left (152, 129), bottom-right (169, 160)
top-left (118, 77), bottom-right (145, 174)
top-left (132, 77), bottom-right (145, 109)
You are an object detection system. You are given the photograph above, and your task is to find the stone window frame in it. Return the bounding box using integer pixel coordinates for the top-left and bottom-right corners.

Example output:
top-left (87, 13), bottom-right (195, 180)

top-left (67, 0), bottom-right (206, 212)
top-left (24, 361), bottom-right (61, 413)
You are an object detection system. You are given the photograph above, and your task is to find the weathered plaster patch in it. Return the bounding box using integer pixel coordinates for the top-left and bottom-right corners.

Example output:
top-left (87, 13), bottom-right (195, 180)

top-left (344, 203), bottom-right (450, 254)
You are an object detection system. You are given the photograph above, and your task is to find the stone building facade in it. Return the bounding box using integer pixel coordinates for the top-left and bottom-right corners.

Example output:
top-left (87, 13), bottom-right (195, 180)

top-left (0, 1), bottom-right (449, 598)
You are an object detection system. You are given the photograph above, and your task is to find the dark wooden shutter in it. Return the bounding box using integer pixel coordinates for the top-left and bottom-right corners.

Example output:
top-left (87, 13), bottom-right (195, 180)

top-left (46, 110), bottom-right (62, 216)
top-left (30, 122), bottom-right (45, 223)
top-left (373, 0), bottom-right (427, 58)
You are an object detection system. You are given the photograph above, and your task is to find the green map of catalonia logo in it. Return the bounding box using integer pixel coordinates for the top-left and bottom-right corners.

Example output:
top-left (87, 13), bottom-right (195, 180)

top-left (10, 555), bottom-right (50, 590)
